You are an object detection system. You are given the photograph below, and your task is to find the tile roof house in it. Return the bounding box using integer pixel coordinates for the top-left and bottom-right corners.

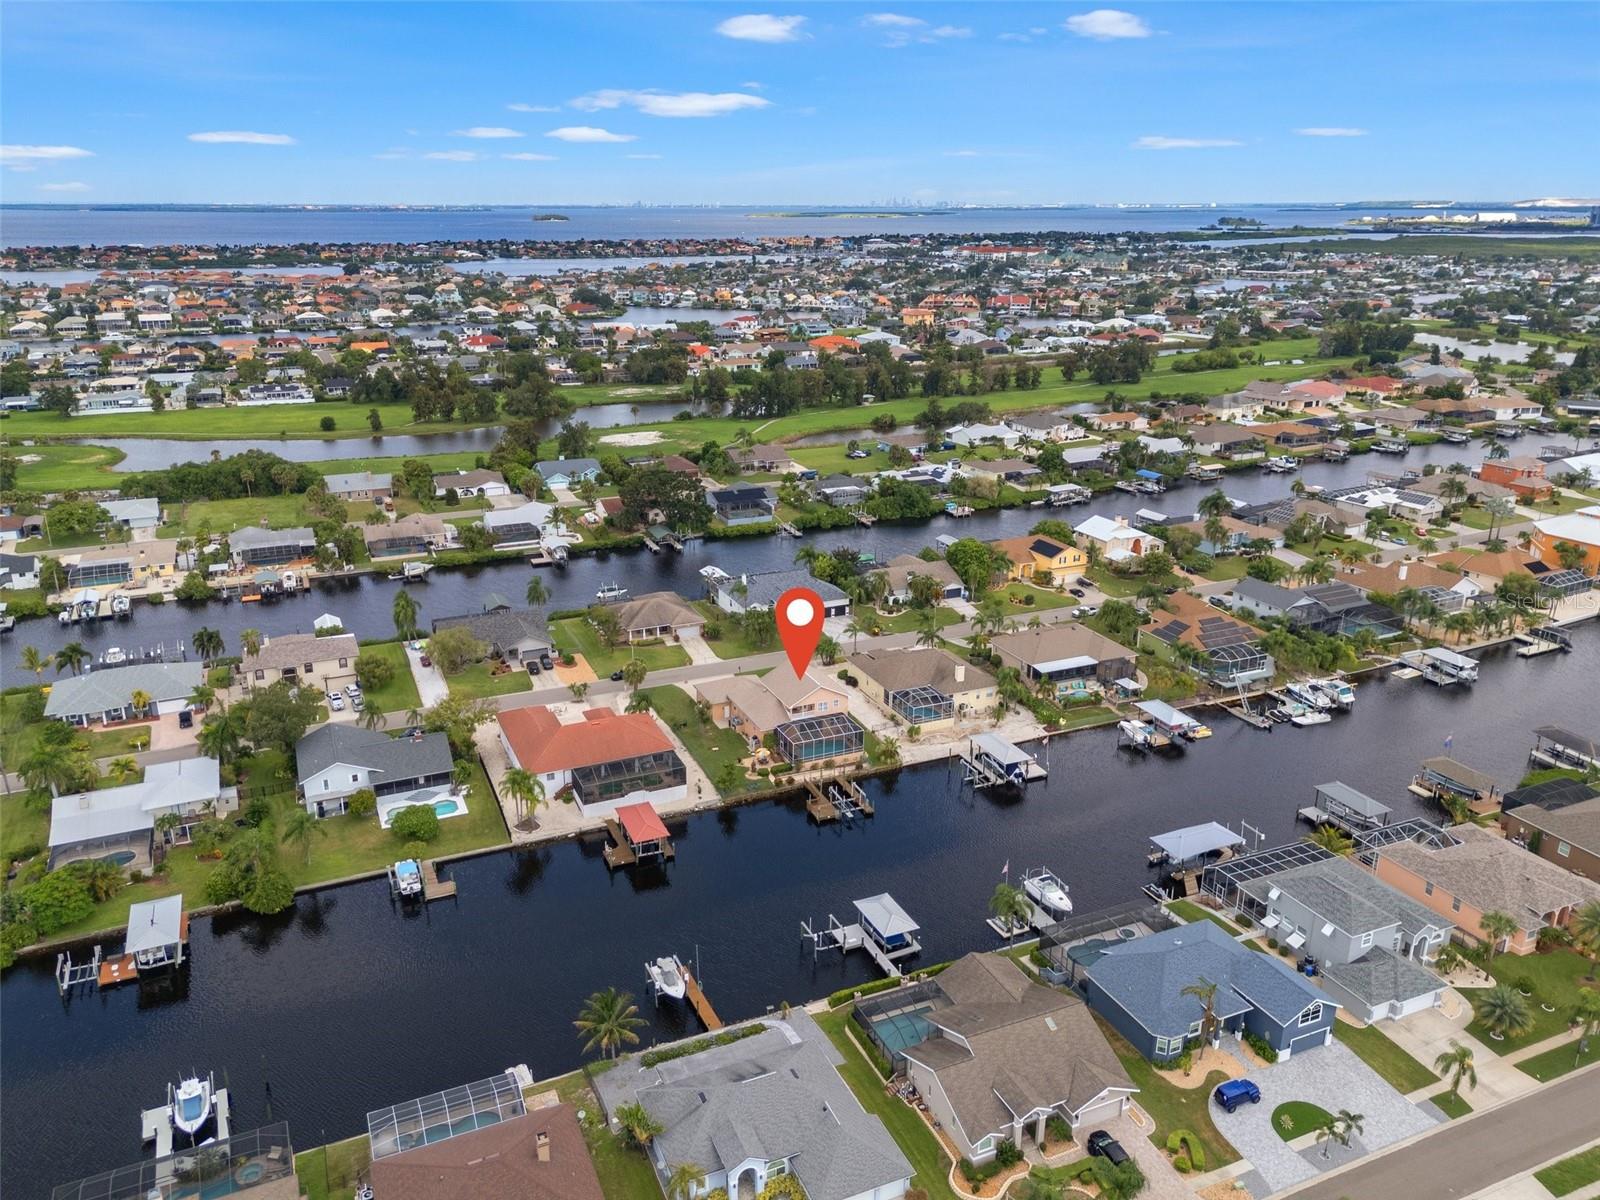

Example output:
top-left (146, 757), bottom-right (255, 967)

top-left (989, 623), bottom-right (1136, 698)
top-left (1082, 921), bottom-right (1336, 1062)
top-left (992, 534), bottom-right (1088, 586)
top-left (44, 661), bottom-right (204, 726)
top-left (694, 670), bottom-right (854, 756)
top-left (900, 953), bottom-right (1136, 1164)
top-left (295, 724), bottom-right (455, 818)
top-left (610, 591), bottom-right (705, 642)
top-left (871, 553), bottom-right (967, 604)
top-left (1073, 515), bottom-right (1161, 563)
top-left (362, 512), bottom-right (450, 558)
top-left (593, 1012), bottom-right (912, 1200)
top-left (1141, 591), bottom-right (1274, 684)
top-left (848, 647), bottom-right (997, 730)
top-left (369, 1101), bottom-right (605, 1200)
top-left (498, 706), bottom-right (686, 816)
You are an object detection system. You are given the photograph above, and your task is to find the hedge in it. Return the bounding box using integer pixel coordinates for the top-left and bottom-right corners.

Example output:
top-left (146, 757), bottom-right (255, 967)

top-left (1166, 1129), bottom-right (1206, 1172)
top-left (638, 1022), bottom-right (764, 1068)
top-left (827, 961), bottom-right (951, 1008)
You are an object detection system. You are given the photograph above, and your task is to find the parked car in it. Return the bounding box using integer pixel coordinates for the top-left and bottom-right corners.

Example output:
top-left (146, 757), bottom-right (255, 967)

top-left (177, 708), bottom-right (194, 729)
top-left (1069, 587), bottom-right (1086, 598)
top-left (1086, 1130), bottom-right (1129, 1166)
top-left (539, 653), bottom-right (554, 669)
top-left (847, 448), bottom-right (870, 459)
top-left (1207, 595), bottom-right (1228, 608)
top-left (1213, 1079), bottom-right (1262, 1112)
top-left (419, 655), bottom-right (431, 668)
top-left (528, 660), bottom-right (541, 675)
top-left (328, 692), bottom-right (344, 712)
top-left (1073, 605), bottom-right (1099, 618)
top-left (610, 669), bottom-right (625, 682)
top-left (344, 683), bottom-right (362, 699)
top-left (350, 693), bottom-right (364, 711)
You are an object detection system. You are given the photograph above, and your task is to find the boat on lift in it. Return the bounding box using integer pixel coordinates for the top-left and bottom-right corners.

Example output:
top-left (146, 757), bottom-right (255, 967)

top-left (388, 561), bottom-right (432, 582)
top-left (111, 592), bottom-right (132, 617)
top-left (170, 1072), bottom-right (216, 1138)
top-left (101, 647), bottom-right (127, 666)
top-left (1291, 708), bottom-right (1332, 727)
top-left (646, 955), bottom-right (688, 1000)
top-left (1022, 867), bottom-right (1073, 918)
top-left (1284, 680), bottom-right (1333, 710)
top-left (595, 581), bottom-right (628, 602)
top-left (1118, 719), bottom-right (1155, 750)
top-left (1310, 677), bottom-right (1355, 710)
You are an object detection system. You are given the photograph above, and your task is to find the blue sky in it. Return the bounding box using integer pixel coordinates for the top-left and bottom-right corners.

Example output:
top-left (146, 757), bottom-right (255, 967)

top-left (2, 2), bottom-right (1596, 206)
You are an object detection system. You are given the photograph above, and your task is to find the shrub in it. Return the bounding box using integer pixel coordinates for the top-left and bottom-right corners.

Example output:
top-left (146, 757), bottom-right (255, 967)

top-left (1174, 1157), bottom-right (1192, 1172)
top-left (346, 788), bottom-right (377, 817)
top-left (1267, 936), bottom-right (1279, 949)
top-left (319, 416), bottom-right (336, 431)
top-left (1244, 1032), bottom-right (1278, 1064)
top-left (1166, 1130), bottom-right (1206, 1170)
top-left (20, 869), bottom-right (94, 935)
top-left (958, 1159), bottom-right (1000, 1186)
top-left (389, 804), bottom-right (441, 843)
top-left (1045, 1114), bottom-right (1071, 1144)
top-left (758, 1175), bottom-right (804, 1200)
top-left (994, 1138), bottom-right (1022, 1168)
top-left (639, 1023), bottom-right (765, 1067)
top-left (401, 840), bottom-right (430, 859)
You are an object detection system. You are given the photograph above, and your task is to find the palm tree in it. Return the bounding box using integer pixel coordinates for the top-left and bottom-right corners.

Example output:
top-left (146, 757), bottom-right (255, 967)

top-left (844, 614), bottom-right (870, 652)
top-left (1443, 612), bottom-right (1474, 644)
top-left (525, 576), bottom-right (549, 612)
top-left (191, 626), bottom-right (224, 663)
top-left (1181, 975), bottom-right (1221, 1047)
top-left (989, 882), bottom-right (1031, 942)
top-left (188, 683), bottom-right (217, 713)
top-left (573, 987), bottom-right (646, 1059)
top-left (239, 628), bottom-right (263, 659)
top-left (79, 859), bottom-right (125, 902)
top-left (502, 767), bottom-right (546, 830)
top-left (912, 608), bottom-right (943, 649)
top-left (106, 756), bottom-right (140, 785)
top-left (1570, 989), bottom-right (1600, 1047)
top-left (1571, 901), bottom-right (1600, 981)
top-left (613, 1101), bottom-right (664, 1149)
top-left (1307, 826), bottom-right (1353, 856)
top-left (54, 641), bottom-right (89, 676)
top-left (1478, 983), bottom-right (1533, 1041)
top-left (197, 708), bottom-right (245, 766)
top-left (279, 806), bottom-right (326, 863)
top-left (129, 688), bottom-right (153, 718)
top-left (1321, 1110), bottom-right (1364, 1159)
top-left (1314, 1115), bottom-right (1340, 1160)
top-left (568, 680), bottom-right (590, 703)
top-left (21, 645), bottom-right (47, 680)
top-left (622, 658), bottom-right (649, 695)
top-left (21, 738), bottom-right (85, 796)
top-left (665, 1162), bottom-right (707, 1200)
top-left (1434, 1040), bottom-right (1477, 1099)
top-left (1297, 555), bottom-right (1334, 586)
top-left (393, 589), bottom-right (419, 640)
top-left (874, 735), bottom-right (901, 766)
top-left (1479, 910), bottom-right (1520, 963)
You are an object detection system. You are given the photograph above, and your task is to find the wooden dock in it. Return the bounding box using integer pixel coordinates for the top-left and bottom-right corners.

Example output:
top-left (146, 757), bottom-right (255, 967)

top-left (854, 510), bottom-right (877, 526)
top-left (777, 521), bottom-right (802, 537)
top-left (804, 777), bottom-right (874, 822)
top-left (98, 952), bottom-right (140, 988)
top-left (681, 964), bottom-right (723, 1030)
top-left (602, 818), bottom-right (676, 869)
top-left (420, 859), bottom-right (456, 901)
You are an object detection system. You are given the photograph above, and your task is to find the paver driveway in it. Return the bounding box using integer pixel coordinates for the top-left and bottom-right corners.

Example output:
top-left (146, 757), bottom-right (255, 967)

top-left (1209, 1039), bottom-right (1439, 1195)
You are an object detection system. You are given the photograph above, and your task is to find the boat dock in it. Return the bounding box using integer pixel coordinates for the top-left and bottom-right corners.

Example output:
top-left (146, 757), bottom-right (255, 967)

top-left (420, 859), bottom-right (456, 901)
top-left (59, 897), bottom-right (189, 994)
top-left (959, 732), bottom-right (1048, 789)
top-left (777, 521), bottom-right (802, 537)
top-left (141, 1085), bottom-right (231, 1160)
top-left (1399, 645), bottom-right (1480, 686)
top-left (682, 963), bottom-right (723, 1030)
top-left (603, 802), bottom-right (676, 869)
top-left (802, 893), bottom-right (922, 979)
top-left (1529, 726), bottom-right (1599, 772)
top-left (804, 777), bottom-right (873, 822)
top-left (1296, 780), bottom-right (1392, 835)
top-left (1516, 626), bottom-right (1573, 658)
top-left (854, 510), bottom-right (878, 526)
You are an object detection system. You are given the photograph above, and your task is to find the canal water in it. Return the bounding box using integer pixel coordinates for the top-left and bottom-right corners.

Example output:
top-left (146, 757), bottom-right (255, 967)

top-left (1, 631), bottom-right (1593, 1195)
top-left (2, 439), bottom-right (1483, 676)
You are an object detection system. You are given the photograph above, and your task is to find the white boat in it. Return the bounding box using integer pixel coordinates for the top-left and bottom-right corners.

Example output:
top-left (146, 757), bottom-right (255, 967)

top-left (1118, 719), bottom-right (1154, 749)
top-left (1284, 681), bottom-right (1332, 710)
top-left (1022, 867), bottom-right (1073, 917)
top-left (391, 859), bottom-right (423, 899)
top-left (58, 608), bottom-right (73, 625)
top-left (647, 955), bottom-right (687, 1000)
top-left (102, 647), bottom-right (127, 666)
top-left (1264, 456), bottom-right (1299, 473)
top-left (1310, 677), bottom-right (1355, 710)
top-left (389, 561), bottom-right (432, 582)
top-left (595, 582), bottom-right (628, 602)
top-left (1291, 709), bottom-right (1332, 727)
top-left (170, 1073), bottom-right (215, 1138)
top-left (111, 592), bottom-right (132, 616)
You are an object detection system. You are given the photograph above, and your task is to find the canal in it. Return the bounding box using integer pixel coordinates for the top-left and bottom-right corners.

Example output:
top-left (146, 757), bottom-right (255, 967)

top-left (1, 631), bottom-right (1593, 1195)
top-left (4, 439), bottom-right (1486, 676)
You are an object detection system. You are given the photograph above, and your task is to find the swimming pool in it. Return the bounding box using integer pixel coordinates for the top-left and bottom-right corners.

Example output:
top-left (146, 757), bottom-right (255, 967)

top-left (98, 851), bottom-right (137, 867)
top-left (375, 790), bottom-right (470, 829)
top-left (433, 799), bottom-right (461, 818)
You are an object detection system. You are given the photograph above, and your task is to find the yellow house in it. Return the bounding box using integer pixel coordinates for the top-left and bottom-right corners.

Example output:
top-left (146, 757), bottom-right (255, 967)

top-left (991, 534), bottom-right (1088, 587)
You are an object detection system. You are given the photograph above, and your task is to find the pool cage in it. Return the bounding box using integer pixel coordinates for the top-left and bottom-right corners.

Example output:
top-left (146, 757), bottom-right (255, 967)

top-left (367, 1071), bottom-right (526, 1161)
top-left (1036, 901), bottom-right (1178, 985)
top-left (51, 1123), bottom-right (295, 1200)
top-left (1199, 841), bottom-right (1334, 913)
top-left (775, 712), bottom-right (865, 765)
top-left (889, 685), bottom-right (954, 726)
top-left (849, 978), bottom-right (947, 1071)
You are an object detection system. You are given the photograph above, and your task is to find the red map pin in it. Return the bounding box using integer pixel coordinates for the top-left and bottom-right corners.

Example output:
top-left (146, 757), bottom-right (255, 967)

top-left (775, 586), bottom-right (825, 679)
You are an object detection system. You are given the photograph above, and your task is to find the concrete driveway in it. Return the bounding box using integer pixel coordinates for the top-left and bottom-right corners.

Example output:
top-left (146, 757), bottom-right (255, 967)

top-left (1212, 1039), bottom-right (1438, 1197)
top-left (1380, 1000), bottom-right (1539, 1105)
top-left (1088, 1109), bottom-right (1192, 1200)
top-left (404, 643), bottom-right (450, 707)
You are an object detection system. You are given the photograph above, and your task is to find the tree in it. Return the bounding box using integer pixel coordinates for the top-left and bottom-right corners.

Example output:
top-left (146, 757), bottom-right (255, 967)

top-left (237, 680), bottom-right (324, 757)
top-left (944, 537), bottom-right (1004, 595)
top-left (427, 625), bottom-right (486, 675)
top-left (1479, 910), bottom-right (1520, 962)
top-left (912, 608), bottom-right (943, 649)
top-left (613, 1101), bottom-right (664, 1149)
top-left (665, 1162), bottom-right (707, 1200)
top-left (525, 576), bottom-right (550, 612)
top-left (76, 858), bottom-right (126, 903)
top-left (106, 756), bottom-right (140, 785)
top-left (204, 827), bottom-right (295, 914)
top-left (1434, 1040), bottom-right (1477, 1099)
top-left (354, 652), bottom-right (397, 693)
top-left (21, 645), bottom-right (47, 680)
top-left (844, 614), bottom-right (870, 652)
top-left (588, 605), bottom-right (625, 647)
top-left (389, 804), bottom-right (441, 843)
top-left (617, 465), bottom-right (713, 532)
top-left (1570, 900), bottom-right (1600, 981)
top-left (279, 806), bottom-right (326, 863)
top-left (129, 688), bottom-right (153, 717)
top-left (1478, 983), bottom-right (1533, 1041)
top-left (502, 767), bottom-right (546, 830)
top-left (421, 694), bottom-right (497, 757)
top-left (622, 658), bottom-right (649, 694)
top-left (1181, 975), bottom-right (1221, 1046)
top-left (988, 882), bottom-right (1031, 942)
top-left (192, 626), bottom-right (224, 664)
top-left (1554, 541), bottom-right (1587, 571)
top-left (239, 628), bottom-right (263, 659)
top-left (197, 707), bottom-right (246, 766)
top-left (20, 868), bottom-right (95, 934)
top-left (393, 589), bottom-right (420, 640)
top-left (874, 735), bottom-right (901, 767)
top-left (53, 641), bottom-right (89, 676)
top-left (573, 987), bottom-right (646, 1059)
top-left (1571, 989), bottom-right (1600, 1050)
top-left (1307, 826), bottom-right (1353, 856)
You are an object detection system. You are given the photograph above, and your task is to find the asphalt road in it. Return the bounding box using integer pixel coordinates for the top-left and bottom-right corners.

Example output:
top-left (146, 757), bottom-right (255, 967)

top-left (1286, 1062), bottom-right (1600, 1200)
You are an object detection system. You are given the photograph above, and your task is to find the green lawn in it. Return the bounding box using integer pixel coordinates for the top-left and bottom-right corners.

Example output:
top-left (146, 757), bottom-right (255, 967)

top-left (549, 617), bottom-right (691, 676)
top-left (814, 1008), bottom-right (959, 1200)
top-left (1429, 1090), bottom-right (1473, 1119)
top-left (1332, 1020), bottom-right (1438, 1091)
top-left (641, 683), bottom-right (764, 797)
top-left (1, 793), bottom-right (50, 868)
top-left (1050, 704), bottom-right (1119, 731)
top-left (1167, 899), bottom-right (1241, 934)
top-left (1271, 1100), bottom-right (1333, 1141)
top-left (997, 581), bottom-right (1077, 611)
top-left (444, 660), bottom-right (534, 699)
top-left (294, 1135), bottom-right (371, 1200)
top-left (1517, 1035), bottom-right (1600, 1083)
top-left (1523, 492), bottom-right (1596, 517)
top-left (1466, 950), bottom-right (1599, 1054)
top-left (692, 602), bottom-right (783, 661)
top-left (158, 494), bottom-right (344, 538)
top-left (355, 641), bottom-right (421, 714)
top-left (864, 606), bottom-right (964, 636)
top-left (1535, 1144), bottom-right (1600, 1198)
top-left (1197, 556), bottom-right (1253, 582)
top-left (1096, 1018), bottom-right (1239, 1168)
top-left (4, 441), bottom-right (127, 491)
top-left (554, 1071), bottom-right (662, 1200)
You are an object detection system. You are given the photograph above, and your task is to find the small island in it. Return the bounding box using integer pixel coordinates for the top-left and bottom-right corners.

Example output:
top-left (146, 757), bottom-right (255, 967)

top-left (531, 213), bottom-right (571, 222)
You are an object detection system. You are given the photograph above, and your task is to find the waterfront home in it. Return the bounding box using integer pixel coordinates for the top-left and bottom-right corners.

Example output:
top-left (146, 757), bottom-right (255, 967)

top-left (993, 534), bottom-right (1088, 586)
top-left (729, 443), bottom-right (801, 474)
top-left (1235, 856), bottom-right (1450, 1022)
top-left (481, 499), bottom-right (556, 545)
top-left (369, 1099), bottom-right (604, 1200)
top-left (230, 525), bottom-right (317, 567)
top-left (611, 591), bottom-right (704, 642)
top-left (534, 458), bottom-right (602, 489)
top-left (989, 623), bottom-right (1136, 699)
top-left (871, 553), bottom-right (968, 605)
top-left (0, 551), bottom-right (39, 590)
top-left (1168, 512), bottom-right (1269, 556)
top-left (964, 458), bottom-right (1044, 487)
top-left (1186, 424), bottom-right (1266, 461)
top-left (1206, 388), bottom-right (1270, 420)
top-left (1085, 410), bottom-right (1148, 433)
top-left (1074, 514), bottom-right (1162, 563)
top-left (1142, 592), bottom-right (1274, 684)
top-left (898, 953), bottom-right (1136, 1163)
top-left (712, 568), bottom-right (850, 618)
top-left (498, 706), bottom-right (686, 815)
top-left (1323, 482), bottom-right (1446, 527)
top-left (848, 647), bottom-right (997, 730)
top-left (49, 757), bottom-right (228, 871)
top-left (294, 724), bottom-right (455, 818)
top-left (945, 421), bottom-right (1022, 448)
top-left (593, 1011), bottom-right (912, 1200)
top-left (1252, 420), bottom-right (1329, 448)
top-left (44, 660), bottom-right (204, 727)
top-left (695, 670), bottom-right (852, 753)
top-left (362, 512), bottom-right (449, 558)
top-left (432, 605), bottom-right (550, 662)
top-left (431, 467), bottom-right (510, 498)
top-left (238, 632), bottom-right (358, 693)
top-left (709, 483), bottom-right (778, 526)
top-left (1339, 558), bottom-right (1480, 607)
top-left (1366, 824), bottom-right (1600, 955)
top-left (322, 471), bottom-right (392, 502)
top-left (1501, 791), bottom-right (1600, 883)
top-left (99, 496), bottom-right (162, 531)
top-left (1005, 410), bottom-right (1076, 442)
top-left (1530, 506), bottom-right (1600, 575)
top-left (1082, 921), bottom-right (1336, 1062)
top-left (1228, 577), bottom-right (1389, 636)
top-left (812, 473), bottom-right (873, 507)
top-left (1477, 456), bottom-right (1555, 501)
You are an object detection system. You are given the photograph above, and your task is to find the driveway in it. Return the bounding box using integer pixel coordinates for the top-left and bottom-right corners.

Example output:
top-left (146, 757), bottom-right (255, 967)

top-left (404, 643), bottom-right (450, 707)
top-left (1091, 1109), bottom-right (1192, 1200)
top-left (1380, 1000), bottom-right (1539, 1105)
top-left (1212, 1039), bottom-right (1438, 1196)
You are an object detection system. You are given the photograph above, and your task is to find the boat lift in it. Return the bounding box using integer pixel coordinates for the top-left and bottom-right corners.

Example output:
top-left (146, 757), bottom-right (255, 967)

top-left (959, 733), bottom-right (1048, 790)
top-left (802, 893), bottom-right (922, 979)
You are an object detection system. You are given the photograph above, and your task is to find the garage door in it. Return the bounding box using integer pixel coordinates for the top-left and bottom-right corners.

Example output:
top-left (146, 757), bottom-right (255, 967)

top-left (1076, 1095), bottom-right (1128, 1128)
top-left (1288, 1027), bottom-right (1328, 1055)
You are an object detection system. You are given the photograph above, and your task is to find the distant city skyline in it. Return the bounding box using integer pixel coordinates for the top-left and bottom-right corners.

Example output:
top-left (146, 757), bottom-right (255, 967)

top-left (2, 2), bottom-right (1596, 206)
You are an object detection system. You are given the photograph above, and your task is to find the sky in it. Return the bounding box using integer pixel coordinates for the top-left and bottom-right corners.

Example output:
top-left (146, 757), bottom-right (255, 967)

top-left (2, 2), bottom-right (1596, 207)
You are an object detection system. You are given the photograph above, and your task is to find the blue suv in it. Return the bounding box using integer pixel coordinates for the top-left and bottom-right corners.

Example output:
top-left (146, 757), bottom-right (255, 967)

top-left (1213, 1079), bottom-right (1262, 1113)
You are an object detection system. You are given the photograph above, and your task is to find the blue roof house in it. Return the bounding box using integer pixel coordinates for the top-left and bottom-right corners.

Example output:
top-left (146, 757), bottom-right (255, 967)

top-left (1081, 921), bottom-right (1336, 1062)
top-left (534, 458), bottom-right (602, 489)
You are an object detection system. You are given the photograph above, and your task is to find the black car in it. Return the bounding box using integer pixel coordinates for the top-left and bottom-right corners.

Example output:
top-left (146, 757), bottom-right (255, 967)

top-left (528, 660), bottom-right (541, 675)
top-left (610, 669), bottom-right (625, 682)
top-left (177, 708), bottom-right (194, 729)
top-left (1086, 1130), bottom-right (1129, 1167)
top-left (539, 654), bottom-right (554, 669)
top-left (1069, 587), bottom-right (1086, 598)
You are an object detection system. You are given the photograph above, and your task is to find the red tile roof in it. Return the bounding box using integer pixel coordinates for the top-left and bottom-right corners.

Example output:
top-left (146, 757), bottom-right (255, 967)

top-left (499, 706), bottom-right (674, 774)
top-left (617, 802), bottom-right (670, 844)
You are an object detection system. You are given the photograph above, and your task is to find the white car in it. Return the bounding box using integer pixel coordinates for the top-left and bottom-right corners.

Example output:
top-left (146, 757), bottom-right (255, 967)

top-left (344, 684), bottom-right (362, 699)
top-left (1073, 605), bottom-right (1099, 618)
top-left (328, 692), bottom-right (345, 712)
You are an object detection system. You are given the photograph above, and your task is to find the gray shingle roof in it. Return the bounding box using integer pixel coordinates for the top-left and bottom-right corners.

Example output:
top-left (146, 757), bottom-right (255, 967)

top-left (1322, 948), bottom-right (1443, 1008)
top-left (431, 608), bottom-right (549, 653)
top-left (43, 661), bottom-right (203, 719)
top-left (1241, 856), bottom-right (1447, 941)
top-left (294, 724), bottom-right (453, 786)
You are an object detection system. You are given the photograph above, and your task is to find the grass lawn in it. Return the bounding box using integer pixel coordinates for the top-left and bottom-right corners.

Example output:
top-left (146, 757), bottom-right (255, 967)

top-left (554, 1070), bottom-right (662, 1200)
top-left (1085, 566), bottom-right (1147, 598)
top-left (997, 581), bottom-right (1077, 611)
top-left (443, 660), bottom-right (534, 699)
top-left (1167, 899), bottom-right (1241, 934)
top-left (1524, 492), bottom-right (1597, 516)
top-left (1096, 1018), bottom-right (1239, 1168)
top-left (1455, 507), bottom-right (1495, 530)
top-left (1051, 704), bottom-right (1119, 731)
top-left (85, 725), bottom-right (153, 757)
top-left (1197, 556), bottom-right (1253, 582)
top-left (1517, 1035), bottom-right (1600, 1083)
top-left (549, 617), bottom-right (690, 676)
top-left (1465, 949), bottom-right (1599, 1054)
top-left (865, 606), bottom-right (963, 635)
top-left (354, 641), bottom-right (421, 714)
top-left (5, 441), bottom-right (127, 491)
top-left (814, 1007), bottom-right (959, 1200)
top-left (692, 602), bottom-right (782, 661)
top-left (294, 1135), bottom-right (371, 1200)
top-left (1535, 1144), bottom-right (1600, 1198)
top-left (1429, 1090), bottom-right (1473, 1119)
top-left (1332, 1020), bottom-right (1438, 1092)
top-left (1271, 1100), bottom-right (1333, 1141)
top-left (1, 793), bottom-right (49, 867)
top-left (642, 684), bottom-right (764, 797)
top-left (158, 494), bottom-right (341, 538)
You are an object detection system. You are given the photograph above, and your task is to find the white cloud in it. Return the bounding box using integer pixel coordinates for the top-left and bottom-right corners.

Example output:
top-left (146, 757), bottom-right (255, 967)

top-left (944, 149), bottom-right (981, 157)
top-left (863, 12), bottom-right (923, 26)
top-left (39, 181), bottom-right (91, 192)
top-left (453, 126), bottom-right (523, 139)
top-left (507, 102), bottom-right (560, 113)
top-left (929, 25), bottom-right (972, 38)
top-left (424, 150), bottom-right (481, 161)
top-left (863, 14), bottom-right (970, 45)
top-left (371, 149), bottom-right (411, 160)
top-left (545, 126), bottom-right (637, 143)
top-left (503, 152), bottom-right (558, 161)
top-left (741, 81), bottom-right (765, 90)
top-left (1133, 135), bottom-right (1241, 150)
top-left (186, 130), bottom-right (296, 145)
top-left (715, 14), bottom-right (806, 42)
top-left (627, 153), bottom-right (665, 160)
top-left (1064, 9), bottom-right (1151, 39)
top-left (571, 89), bottom-right (769, 119)
top-left (0, 144), bottom-right (94, 162)
top-left (1295, 127), bottom-right (1368, 137)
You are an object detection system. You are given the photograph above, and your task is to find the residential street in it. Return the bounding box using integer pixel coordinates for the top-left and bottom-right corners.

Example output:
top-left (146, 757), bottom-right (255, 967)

top-left (1287, 1064), bottom-right (1600, 1200)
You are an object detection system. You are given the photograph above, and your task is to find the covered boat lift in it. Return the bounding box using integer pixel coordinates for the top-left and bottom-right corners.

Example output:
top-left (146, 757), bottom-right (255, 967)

top-left (1298, 780), bottom-right (1392, 834)
top-left (603, 801), bottom-right (676, 869)
top-left (961, 732), bottom-right (1048, 789)
top-left (1400, 645), bottom-right (1479, 686)
top-left (1147, 821), bottom-right (1247, 898)
top-left (1530, 726), bottom-right (1599, 772)
top-left (1412, 756), bottom-right (1502, 815)
top-left (802, 892), bottom-right (923, 978)
top-left (1133, 699), bottom-right (1207, 741)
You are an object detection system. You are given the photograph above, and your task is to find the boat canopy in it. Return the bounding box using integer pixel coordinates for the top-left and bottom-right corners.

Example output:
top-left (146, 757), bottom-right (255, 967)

top-left (1421, 757), bottom-right (1499, 795)
top-left (970, 732), bottom-right (1033, 766)
top-left (1313, 781), bottom-right (1391, 820)
top-left (855, 893), bottom-right (920, 937)
top-left (1134, 699), bottom-right (1199, 732)
top-left (1113, 677), bottom-right (1144, 692)
top-left (616, 801), bottom-right (670, 846)
top-left (1150, 821), bottom-right (1244, 862)
top-left (1134, 468), bottom-right (1163, 481)
top-left (125, 895), bottom-right (184, 955)
top-left (1410, 645), bottom-right (1478, 670)
top-left (1533, 727), bottom-right (1598, 758)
